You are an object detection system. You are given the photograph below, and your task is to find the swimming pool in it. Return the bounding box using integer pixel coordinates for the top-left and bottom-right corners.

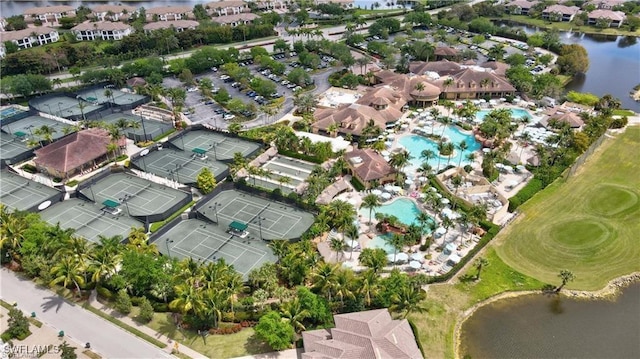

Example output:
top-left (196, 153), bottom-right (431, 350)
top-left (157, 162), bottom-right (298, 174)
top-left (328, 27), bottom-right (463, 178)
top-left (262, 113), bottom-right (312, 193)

top-left (369, 233), bottom-right (395, 253)
top-left (476, 108), bottom-right (532, 122)
top-left (360, 198), bottom-right (425, 226)
top-left (399, 126), bottom-right (481, 171)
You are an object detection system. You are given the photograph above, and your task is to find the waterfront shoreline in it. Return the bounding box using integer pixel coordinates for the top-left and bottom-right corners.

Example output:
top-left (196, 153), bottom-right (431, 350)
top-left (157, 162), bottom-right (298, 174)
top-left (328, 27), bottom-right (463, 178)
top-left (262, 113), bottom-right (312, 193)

top-left (453, 272), bottom-right (640, 359)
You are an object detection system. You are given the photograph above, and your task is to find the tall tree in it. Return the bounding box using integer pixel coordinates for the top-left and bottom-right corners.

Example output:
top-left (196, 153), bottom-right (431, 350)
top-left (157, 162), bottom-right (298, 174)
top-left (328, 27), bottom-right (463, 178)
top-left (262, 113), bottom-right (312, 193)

top-left (556, 269), bottom-right (575, 292)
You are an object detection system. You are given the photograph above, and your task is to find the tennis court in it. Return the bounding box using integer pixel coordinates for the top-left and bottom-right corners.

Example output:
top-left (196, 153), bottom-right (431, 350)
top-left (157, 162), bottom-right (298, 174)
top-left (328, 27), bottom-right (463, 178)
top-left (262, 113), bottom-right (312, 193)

top-left (0, 171), bottom-right (61, 212)
top-left (0, 106), bottom-right (27, 121)
top-left (172, 130), bottom-right (261, 160)
top-left (76, 88), bottom-right (146, 106)
top-left (39, 198), bottom-right (141, 242)
top-left (0, 116), bottom-right (72, 141)
top-left (155, 219), bottom-right (278, 277)
top-left (100, 113), bottom-right (173, 142)
top-left (258, 154), bottom-right (316, 189)
top-left (78, 173), bottom-right (190, 217)
top-left (197, 189), bottom-right (314, 240)
top-left (132, 148), bottom-right (227, 183)
top-left (30, 95), bottom-right (103, 119)
top-left (0, 132), bottom-right (30, 161)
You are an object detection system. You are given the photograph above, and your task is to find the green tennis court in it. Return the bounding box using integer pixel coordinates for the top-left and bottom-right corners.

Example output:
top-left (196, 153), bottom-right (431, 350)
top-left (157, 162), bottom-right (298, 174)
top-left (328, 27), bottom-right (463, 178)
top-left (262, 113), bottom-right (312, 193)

top-left (39, 198), bottom-right (141, 242)
top-left (100, 113), bottom-right (173, 142)
top-left (0, 115), bottom-right (72, 141)
top-left (0, 171), bottom-right (61, 212)
top-left (76, 88), bottom-right (146, 106)
top-left (155, 219), bottom-right (278, 277)
top-left (0, 132), bottom-right (30, 161)
top-left (197, 189), bottom-right (314, 240)
top-left (78, 173), bottom-right (190, 217)
top-left (30, 95), bottom-right (102, 119)
top-left (172, 130), bottom-right (261, 160)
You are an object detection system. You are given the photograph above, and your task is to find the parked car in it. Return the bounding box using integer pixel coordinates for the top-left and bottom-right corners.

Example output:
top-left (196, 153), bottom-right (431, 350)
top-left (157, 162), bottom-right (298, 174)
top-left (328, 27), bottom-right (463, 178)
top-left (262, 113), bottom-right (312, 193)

top-left (223, 114), bottom-right (235, 120)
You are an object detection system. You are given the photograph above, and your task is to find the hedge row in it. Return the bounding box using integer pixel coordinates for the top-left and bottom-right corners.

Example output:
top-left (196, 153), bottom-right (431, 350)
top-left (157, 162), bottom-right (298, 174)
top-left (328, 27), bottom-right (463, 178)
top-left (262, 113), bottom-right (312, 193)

top-left (350, 176), bottom-right (366, 191)
top-left (508, 178), bottom-right (543, 212)
top-left (277, 148), bottom-right (324, 164)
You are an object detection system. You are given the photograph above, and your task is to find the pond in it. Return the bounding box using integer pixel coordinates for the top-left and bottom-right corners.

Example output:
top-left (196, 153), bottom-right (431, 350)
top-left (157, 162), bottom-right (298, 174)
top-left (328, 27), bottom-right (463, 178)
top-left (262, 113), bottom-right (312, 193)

top-left (461, 283), bottom-right (640, 358)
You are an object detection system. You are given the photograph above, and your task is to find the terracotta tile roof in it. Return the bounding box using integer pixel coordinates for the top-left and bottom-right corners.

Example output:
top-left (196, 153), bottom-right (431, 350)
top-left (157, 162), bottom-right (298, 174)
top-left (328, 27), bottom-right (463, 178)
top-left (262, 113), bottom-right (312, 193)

top-left (206, 1), bottom-right (248, 8)
top-left (434, 46), bottom-right (459, 56)
top-left (344, 149), bottom-right (394, 182)
top-left (433, 68), bottom-right (516, 94)
top-left (588, 9), bottom-right (626, 21)
top-left (507, 0), bottom-right (539, 8)
top-left (212, 13), bottom-right (259, 24)
top-left (543, 5), bottom-right (581, 15)
top-left (72, 21), bottom-right (133, 32)
top-left (33, 128), bottom-right (121, 174)
top-left (91, 5), bottom-right (137, 13)
top-left (302, 309), bottom-right (423, 359)
top-left (143, 20), bottom-right (200, 31)
top-left (0, 27), bottom-right (58, 42)
top-left (479, 61), bottom-right (510, 76)
top-left (409, 60), bottom-right (462, 76)
top-left (541, 110), bottom-right (584, 128)
top-left (147, 6), bottom-right (193, 15)
top-left (24, 6), bottom-right (75, 15)
top-left (313, 103), bottom-right (398, 137)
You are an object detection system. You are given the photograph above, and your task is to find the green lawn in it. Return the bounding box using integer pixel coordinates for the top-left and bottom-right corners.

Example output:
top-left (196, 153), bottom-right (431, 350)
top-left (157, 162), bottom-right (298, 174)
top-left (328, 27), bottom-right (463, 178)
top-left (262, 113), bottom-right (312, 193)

top-left (495, 127), bottom-right (640, 290)
top-left (143, 311), bottom-right (272, 358)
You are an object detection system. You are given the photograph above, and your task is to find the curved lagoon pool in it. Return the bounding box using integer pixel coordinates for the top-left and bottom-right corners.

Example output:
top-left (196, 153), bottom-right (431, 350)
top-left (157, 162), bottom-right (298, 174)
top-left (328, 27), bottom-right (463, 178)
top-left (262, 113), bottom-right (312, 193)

top-left (399, 126), bottom-right (481, 171)
top-left (476, 108), bottom-right (532, 122)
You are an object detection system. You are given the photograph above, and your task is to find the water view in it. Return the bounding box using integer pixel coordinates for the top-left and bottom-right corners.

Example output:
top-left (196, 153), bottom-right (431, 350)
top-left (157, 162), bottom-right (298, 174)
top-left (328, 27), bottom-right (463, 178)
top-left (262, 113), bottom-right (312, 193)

top-left (506, 23), bottom-right (640, 111)
top-left (359, 197), bottom-right (423, 226)
top-left (400, 127), bottom-right (481, 171)
top-left (461, 283), bottom-right (640, 358)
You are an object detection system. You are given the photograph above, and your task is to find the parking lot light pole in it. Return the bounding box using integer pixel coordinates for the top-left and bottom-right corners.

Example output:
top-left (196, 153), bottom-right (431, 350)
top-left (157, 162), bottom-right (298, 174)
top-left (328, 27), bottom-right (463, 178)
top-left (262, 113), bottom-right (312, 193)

top-left (165, 238), bottom-right (174, 258)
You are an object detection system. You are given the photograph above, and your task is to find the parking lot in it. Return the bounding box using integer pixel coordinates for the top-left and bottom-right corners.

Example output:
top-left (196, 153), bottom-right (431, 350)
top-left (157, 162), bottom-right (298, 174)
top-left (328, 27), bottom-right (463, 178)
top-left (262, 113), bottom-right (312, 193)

top-left (162, 53), bottom-right (334, 130)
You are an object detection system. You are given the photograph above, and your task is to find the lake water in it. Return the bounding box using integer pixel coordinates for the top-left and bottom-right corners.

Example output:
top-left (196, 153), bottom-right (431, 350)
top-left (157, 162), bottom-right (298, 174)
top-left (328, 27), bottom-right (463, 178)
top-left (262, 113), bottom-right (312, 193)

top-left (506, 23), bottom-right (640, 111)
top-left (461, 283), bottom-right (640, 358)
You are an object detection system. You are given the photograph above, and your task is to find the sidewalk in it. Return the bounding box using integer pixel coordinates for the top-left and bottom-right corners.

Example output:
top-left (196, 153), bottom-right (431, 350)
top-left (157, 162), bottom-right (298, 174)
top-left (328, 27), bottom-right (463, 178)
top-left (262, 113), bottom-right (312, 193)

top-left (86, 291), bottom-right (207, 359)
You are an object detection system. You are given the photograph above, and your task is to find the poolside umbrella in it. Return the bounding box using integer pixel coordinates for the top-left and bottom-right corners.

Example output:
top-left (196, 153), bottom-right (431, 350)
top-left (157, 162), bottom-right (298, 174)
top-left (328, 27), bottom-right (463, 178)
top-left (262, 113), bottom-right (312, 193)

top-left (441, 198), bottom-right (450, 205)
top-left (401, 124), bottom-right (409, 129)
top-left (418, 120), bottom-right (426, 126)
top-left (342, 261), bottom-right (355, 269)
top-left (430, 187), bottom-right (437, 192)
top-left (371, 189), bottom-right (383, 196)
top-left (409, 261), bottom-right (422, 269)
top-left (344, 239), bottom-right (359, 248)
top-left (386, 134), bottom-right (395, 139)
top-left (404, 179), bottom-right (413, 185)
top-left (381, 192), bottom-right (392, 200)
top-left (418, 193), bottom-right (426, 199)
top-left (516, 165), bottom-right (526, 172)
top-left (381, 150), bottom-right (390, 156)
top-left (445, 243), bottom-right (456, 252)
top-left (411, 253), bottom-right (424, 262)
top-left (418, 176), bottom-right (427, 182)
top-left (435, 193), bottom-right (443, 198)
top-left (435, 227), bottom-right (447, 235)
top-left (416, 109), bottom-right (424, 112)
top-left (387, 253), bottom-right (398, 263)
top-left (396, 253), bottom-right (409, 262)
top-left (391, 185), bottom-right (402, 192)
top-left (384, 184), bottom-right (394, 192)
top-left (482, 148), bottom-right (491, 153)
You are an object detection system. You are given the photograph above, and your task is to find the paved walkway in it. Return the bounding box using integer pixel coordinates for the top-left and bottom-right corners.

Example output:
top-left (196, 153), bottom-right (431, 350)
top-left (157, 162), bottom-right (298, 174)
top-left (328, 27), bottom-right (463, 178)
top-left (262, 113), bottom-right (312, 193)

top-left (0, 269), bottom-right (206, 359)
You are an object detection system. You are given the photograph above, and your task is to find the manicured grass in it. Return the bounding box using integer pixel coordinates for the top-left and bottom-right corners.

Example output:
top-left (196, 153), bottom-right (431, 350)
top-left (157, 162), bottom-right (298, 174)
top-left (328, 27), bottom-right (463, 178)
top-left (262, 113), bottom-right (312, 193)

top-left (613, 109), bottom-right (636, 116)
top-left (144, 312), bottom-right (271, 358)
top-left (409, 248), bottom-right (544, 358)
top-left (495, 127), bottom-right (640, 290)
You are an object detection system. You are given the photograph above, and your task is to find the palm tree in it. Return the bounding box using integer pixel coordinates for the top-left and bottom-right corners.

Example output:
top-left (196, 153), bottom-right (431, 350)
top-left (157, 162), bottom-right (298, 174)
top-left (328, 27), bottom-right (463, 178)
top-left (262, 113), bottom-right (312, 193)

top-left (268, 239), bottom-right (289, 260)
top-left (451, 175), bottom-right (463, 210)
top-left (390, 285), bottom-right (427, 319)
top-left (456, 141), bottom-right (468, 168)
top-left (358, 269), bottom-right (379, 307)
top-left (324, 200), bottom-right (356, 231)
top-left (416, 212), bottom-right (431, 244)
top-left (104, 89), bottom-right (113, 108)
top-left (50, 257), bottom-right (85, 297)
top-left (34, 125), bottom-right (57, 144)
top-left (329, 237), bottom-right (345, 262)
top-left (444, 142), bottom-right (455, 167)
top-left (361, 194), bottom-right (380, 227)
top-left (474, 257), bottom-right (489, 280)
top-left (311, 263), bottom-right (338, 302)
top-left (389, 150), bottom-right (412, 174)
top-left (556, 270), bottom-right (575, 292)
top-left (345, 224), bottom-right (359, 260)
top-left (440, 116), bottom-right (452, 138)
top-left (420, 149), bottom-right (436, 167)
top-left (277, 175), bottom-right (292, 190)
top-left (440, 216), bottom-right (454, 246)
top-left (386, 233), bottom-right (406, 266)
top-left (201, 288), bottom-right (225, 328)
top-left (280, 298), bottom-right (310, 333)
top-left (414, 82), bottom-right (425, 92)
top-left (331, 269), bottom-right (355, 309)
top-left (0, 214), bottom-right (28, 260)
top-left (170, 282), bottom-right (203, 316)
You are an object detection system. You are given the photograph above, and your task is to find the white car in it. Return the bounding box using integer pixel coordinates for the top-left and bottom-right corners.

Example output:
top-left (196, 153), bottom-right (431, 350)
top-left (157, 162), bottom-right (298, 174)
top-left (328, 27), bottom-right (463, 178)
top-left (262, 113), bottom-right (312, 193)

top-left (223, 114), bottom-right (235, 120)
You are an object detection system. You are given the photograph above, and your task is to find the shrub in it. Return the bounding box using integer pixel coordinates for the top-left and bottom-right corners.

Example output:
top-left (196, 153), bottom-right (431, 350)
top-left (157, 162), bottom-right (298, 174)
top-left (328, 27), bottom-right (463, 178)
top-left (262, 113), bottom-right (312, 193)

top-left (138, 297), bottom-right (155, 323)
top-left (53, 177), bottom-right (63, 183)
top-left (419, 243), bottom-right (429, 252)
top-left (509, 178), bottom-right (543, 211)
top-left (610, 116), bottom-right (628, 129)
top-left (350, 176), bottom-right (365, 191)
top-left (151, 302), bottom-right (169, 312)
top-left (96, 286), bottom-right (115, 301)
top-left (114, 289), bottom-right (132, 314)
top-left (6, 307), bottom-right (30, 340)
top-left (22, 164), bottom-right (37, 173)
top-left (65, 180), bottom-right (79, 187)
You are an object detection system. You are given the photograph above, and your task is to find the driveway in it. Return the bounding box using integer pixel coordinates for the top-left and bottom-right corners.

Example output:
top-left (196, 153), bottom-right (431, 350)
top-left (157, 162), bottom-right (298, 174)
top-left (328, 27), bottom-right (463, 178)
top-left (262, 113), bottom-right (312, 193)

top-left (0, 269), bottom-right (172, 359)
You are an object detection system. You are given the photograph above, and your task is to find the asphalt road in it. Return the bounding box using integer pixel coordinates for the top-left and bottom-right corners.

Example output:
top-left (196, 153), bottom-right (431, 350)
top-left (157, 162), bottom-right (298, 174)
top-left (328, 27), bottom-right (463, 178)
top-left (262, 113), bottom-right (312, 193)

top-left (0, 269), bottom-right (172, 359)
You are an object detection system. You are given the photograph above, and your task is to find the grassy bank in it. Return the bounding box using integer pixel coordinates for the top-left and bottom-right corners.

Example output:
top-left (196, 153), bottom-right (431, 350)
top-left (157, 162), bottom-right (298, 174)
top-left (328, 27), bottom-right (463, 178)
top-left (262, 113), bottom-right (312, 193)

top-left (495, 127), bottom-right (640, 290)
top-left (497, 15), bottom-right (640, 37)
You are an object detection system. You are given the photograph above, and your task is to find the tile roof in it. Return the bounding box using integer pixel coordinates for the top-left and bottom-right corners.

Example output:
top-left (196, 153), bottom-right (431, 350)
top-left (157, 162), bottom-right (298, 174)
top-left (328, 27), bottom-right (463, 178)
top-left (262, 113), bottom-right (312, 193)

top-left (146, 6), bottom-right (193, 15)
top-left (344, 149), bottom-right (394, 182)
top-left (313, 103), bottom-right (398, 137)
top-left (143, 20), bottom-right (200, 31)
top-left (91, 5), bottom-right (137, 13)
top-left (0, 27), bottom-right (58, 42)
top-left (33, 128), bottom-right (120, 174)
top-left (72, 21), bottom-right (133, 32)
top-left (206, 0), bottom-right (248, 8)
top-left (543, 5), bottom-right (581, 15)
top-left (409, 60), bottom-right (462, 76)
top-left (588, 9), bottom-right (626, 21)
top-left (302, 309), bottom-right (423, 359)
top-left (212, 13), bottom-right (259, 24)
top-left (24, 6), bottom-right (75, 15)
top-left (506, 0), bottom-right (539, 8)
top-left (434, 46), bottom-right (460, 56)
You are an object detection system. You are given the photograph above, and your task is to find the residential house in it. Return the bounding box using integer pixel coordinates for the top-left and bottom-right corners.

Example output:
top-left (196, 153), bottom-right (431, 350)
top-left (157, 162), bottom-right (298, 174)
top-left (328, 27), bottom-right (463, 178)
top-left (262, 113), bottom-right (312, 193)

top-left (585, 0), bottom-right (628, 10)
top-left (33, 128), bottom-right (125, 179)
top-left (0, 27), bottom-right (60, 51)
top-left (434, 46), bottom-right (460, 61)
top-left (343, 150), bottom-right (395, 189)
top-left (587, 9), bottom-right (626, 27)
top-left (91, 5), bottom-right (137, 21)
top-left (302, 309), bottom-right (423, 359)
top-left (143, 20), bottom-right (200, 33)
top-left (212, 13), bottom-right (259, 26)
top-left (542, 5), bottom-right (581, 22)
top-left (146, 6), bottom-right (193, 21)
top-left (314, 0), bottom-right (355, 7)
top-left (206, 1), bottom-right (249, 16)
top-left (72, 22), bottom-right (133, 41)
top-left (254, 1), bottom-right (288, 11)
top-left (23, 6), bottom-right (76, 25)
top-left (505, 0), bottom-right (539, 15)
